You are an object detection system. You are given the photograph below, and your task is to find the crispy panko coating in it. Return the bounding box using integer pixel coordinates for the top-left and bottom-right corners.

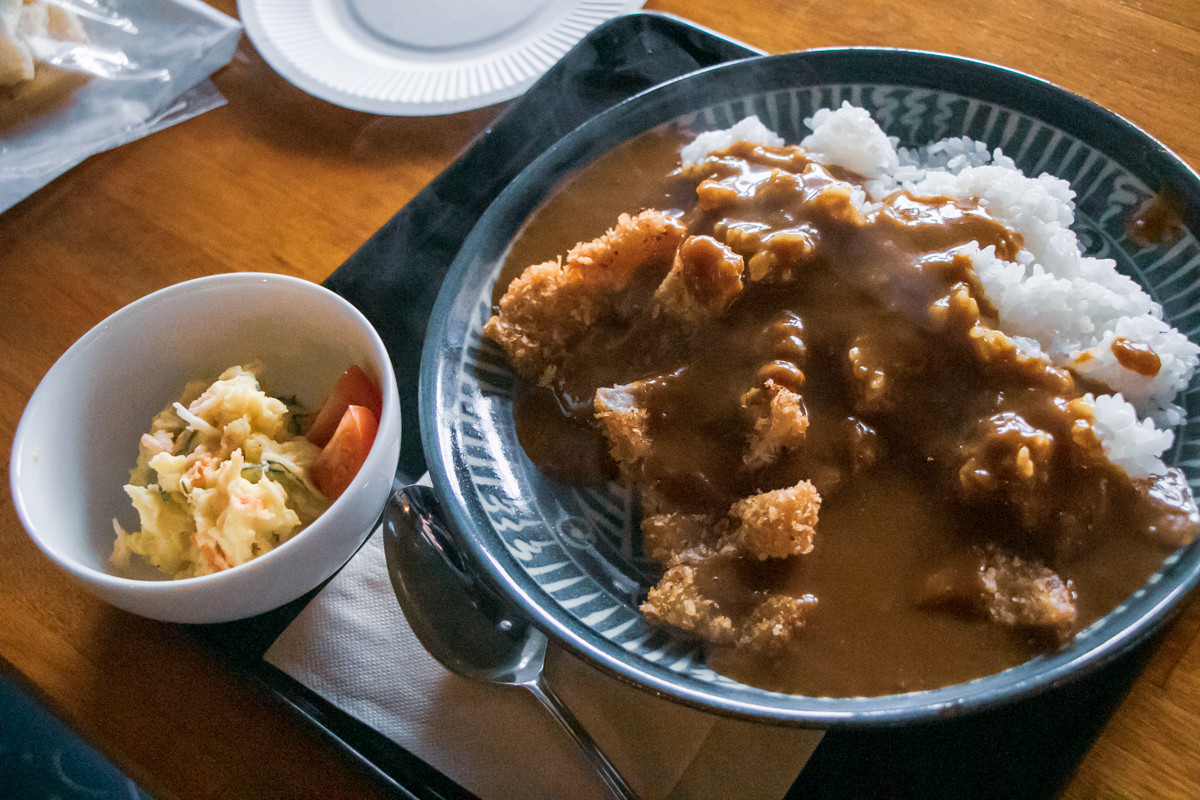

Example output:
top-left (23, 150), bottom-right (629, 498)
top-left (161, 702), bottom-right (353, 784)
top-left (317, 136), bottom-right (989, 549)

top-left (981, 546), bottom-right (1077, 632)
top-left (640, 564), bottom-right (737, 645)
top-left (641, 481), bottom-right (823, 565)
top-left (737, 594), bottom-right (818, 654)
top-left (727, 481), bottom-right (821, 560)
top-left (640, 560), bottom-right (817, 650)
top-left (594, 381), bottom-right (681, 515)
top-left (653, 234), bottom-right (744, 323)
top-left (918, 545), bottom-right (1077, 637)
top-left (639, 483), bottom-right (822, 649)
top-left (483, 209), bottom-right (686, 380)
top-left (596, 375), bottom-right (700, 517)
top-left (742, 379), bottom-right (809, 469)
top-left (594, 383), bottom-right (651, 477)
top-left (641, 512), bottom-right (727, 566)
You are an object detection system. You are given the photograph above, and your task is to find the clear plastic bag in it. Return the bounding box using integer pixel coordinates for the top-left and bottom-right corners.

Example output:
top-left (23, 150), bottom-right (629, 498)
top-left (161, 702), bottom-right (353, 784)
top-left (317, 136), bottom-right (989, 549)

top-left (0, 0), bottom-right (241, 212)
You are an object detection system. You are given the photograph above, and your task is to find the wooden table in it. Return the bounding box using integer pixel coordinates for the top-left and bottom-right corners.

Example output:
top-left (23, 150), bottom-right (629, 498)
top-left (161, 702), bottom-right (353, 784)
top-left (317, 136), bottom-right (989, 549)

top-left (3, 1), bottom-right (1199, 797)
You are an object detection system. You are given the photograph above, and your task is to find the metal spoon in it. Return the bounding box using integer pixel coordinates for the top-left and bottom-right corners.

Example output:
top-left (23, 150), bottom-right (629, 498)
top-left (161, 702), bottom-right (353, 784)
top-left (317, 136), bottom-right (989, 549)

top-left (382, 484), bottom-right (639, 800)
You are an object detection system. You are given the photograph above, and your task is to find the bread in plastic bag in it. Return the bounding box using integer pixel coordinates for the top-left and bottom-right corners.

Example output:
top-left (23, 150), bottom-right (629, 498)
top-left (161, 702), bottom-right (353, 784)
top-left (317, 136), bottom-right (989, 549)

top-left (0, 0), bottom-right (241, 213)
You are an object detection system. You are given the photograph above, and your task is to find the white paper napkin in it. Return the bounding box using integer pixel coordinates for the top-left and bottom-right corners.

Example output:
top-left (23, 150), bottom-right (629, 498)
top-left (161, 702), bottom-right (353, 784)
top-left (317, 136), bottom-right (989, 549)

top-left (265, 528), bottom-right (823, 800)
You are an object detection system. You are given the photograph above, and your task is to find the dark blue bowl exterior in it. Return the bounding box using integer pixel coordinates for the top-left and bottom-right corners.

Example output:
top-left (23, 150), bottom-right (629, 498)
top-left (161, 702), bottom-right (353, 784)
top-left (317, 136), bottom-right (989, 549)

top-left (421, 48), bottom-right (1200, 726)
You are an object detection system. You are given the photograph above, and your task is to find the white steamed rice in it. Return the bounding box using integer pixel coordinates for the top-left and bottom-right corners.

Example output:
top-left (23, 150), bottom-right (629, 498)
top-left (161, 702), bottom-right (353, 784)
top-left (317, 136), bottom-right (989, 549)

top-left (682, 102), bottom-right (1200, 478)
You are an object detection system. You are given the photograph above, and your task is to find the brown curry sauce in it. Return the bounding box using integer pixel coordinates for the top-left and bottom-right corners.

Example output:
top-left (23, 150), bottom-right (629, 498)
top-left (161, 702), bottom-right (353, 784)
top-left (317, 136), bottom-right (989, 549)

top-left (492, 127), bottom-right (1197, 696)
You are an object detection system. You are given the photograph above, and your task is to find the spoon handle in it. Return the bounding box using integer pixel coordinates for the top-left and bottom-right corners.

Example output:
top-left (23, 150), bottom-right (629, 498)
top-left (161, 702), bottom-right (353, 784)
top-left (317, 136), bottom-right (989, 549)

top-left (525, 673), bottom-right (640, 800)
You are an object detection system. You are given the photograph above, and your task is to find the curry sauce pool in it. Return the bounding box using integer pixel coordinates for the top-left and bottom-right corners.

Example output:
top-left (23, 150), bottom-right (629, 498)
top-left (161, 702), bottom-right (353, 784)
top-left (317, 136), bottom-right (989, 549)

top-left (484, 106), bottom-right (1200, 697)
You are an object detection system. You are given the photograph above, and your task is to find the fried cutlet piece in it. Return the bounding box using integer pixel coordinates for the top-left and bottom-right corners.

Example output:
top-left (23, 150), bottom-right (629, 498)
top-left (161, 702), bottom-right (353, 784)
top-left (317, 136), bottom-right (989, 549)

top-left (981, 546), bottom-right (1077, 632)
top-left (641, 481), bottom-right (822, 565)
top-left (600, 374), bottom-right (821, 560)
top-left (653, 234), bottom-right (744, 323)
top-left (483, 209), bottom-right (687, 381)
top-left (954, 408), bottom-right (1102, 564)
top-left (598, 371), bottom-right (812, 506)
top-left (742, 380), bottom-right (809, 469)
top-left (641, 554), bottom-right (817, 650)
top-left (918, 544), bottom-right (1077, 636)
top-left (638, 478), bottom-right (821, 647)
top-left (726, 481), bottom-right (821, 560)
top-left (737, 593), bottom-right (818, 653)
top-left (641, 512), bottom-right (727, 566)
top-left (952, 397), bottom-right (1117, 563)
top-left (641, 563), bottom-right (737, 645)
top-left (594, 382), bottom-right (651, 475)
top-left (640, 556), bottom-right (818, 650)
top-left (639, 483), bottom-right (822, 648)
top-left (594, 381), bottom-right (676, 513)
top-left (1136, 468), bottom-right (1200, 547)
top-left (595, 375), bottom-right (687, 516)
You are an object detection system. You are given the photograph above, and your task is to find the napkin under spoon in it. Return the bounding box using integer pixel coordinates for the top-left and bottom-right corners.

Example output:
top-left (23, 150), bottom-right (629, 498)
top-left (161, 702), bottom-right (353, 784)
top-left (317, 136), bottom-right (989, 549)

top-left (382, 485), bottom-right (639, 800)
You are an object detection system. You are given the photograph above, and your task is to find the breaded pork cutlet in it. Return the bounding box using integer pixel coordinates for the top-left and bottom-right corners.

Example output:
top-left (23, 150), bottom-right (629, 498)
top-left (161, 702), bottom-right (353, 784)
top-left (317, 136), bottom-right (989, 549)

top-left (487, 201), bottom-right (826, 654)
top-left (919, 544), bottom-right (1078, 638)
top-left (594, 382), bottom-right (652, 484)
top-left (595, 371), bottom-right (813, 506)
top-left (640, 558), bottom-right (818, 652)
top-left (980, 546), bottom-right (1077, 633)
top-left (640, 512), bottom-right (726, 567)
top-left (638, 481), bottom-right (822, 649)
top-left (652, 234), bottom-right (744, 324)
top-left (482, 209), bottom-right (686, 382)
top-left (741, 379), bottom-right (809, 470)
top-left (641, 563), bottom-right (736, 645)
top-left (640, 480), bottom-right (822, 566)
top-left (726, 481), bottom-right (821, 560)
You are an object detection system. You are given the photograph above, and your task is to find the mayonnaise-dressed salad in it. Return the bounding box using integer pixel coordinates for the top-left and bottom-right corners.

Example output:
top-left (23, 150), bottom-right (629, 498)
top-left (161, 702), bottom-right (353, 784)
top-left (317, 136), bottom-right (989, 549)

top-left (112, 363), bottom-right (380, 579)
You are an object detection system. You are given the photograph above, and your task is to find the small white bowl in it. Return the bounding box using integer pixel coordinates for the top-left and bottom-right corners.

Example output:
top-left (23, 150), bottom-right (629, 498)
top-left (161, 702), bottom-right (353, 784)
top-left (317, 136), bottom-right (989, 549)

top-left (10, 272), bottom-right (401, 623)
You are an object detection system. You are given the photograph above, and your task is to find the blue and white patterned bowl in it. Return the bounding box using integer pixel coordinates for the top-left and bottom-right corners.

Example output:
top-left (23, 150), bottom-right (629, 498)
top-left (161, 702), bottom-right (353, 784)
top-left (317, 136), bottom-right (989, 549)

top-left (421, 48), bottom-right (1200, 725)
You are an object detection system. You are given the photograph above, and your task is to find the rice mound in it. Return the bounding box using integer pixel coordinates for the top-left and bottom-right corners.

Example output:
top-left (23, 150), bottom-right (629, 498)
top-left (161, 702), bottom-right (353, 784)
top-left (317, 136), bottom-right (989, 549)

top-left (685, 102), bottom-right (1199, 478)
top-left (680, 115), bottom-right (783, 167)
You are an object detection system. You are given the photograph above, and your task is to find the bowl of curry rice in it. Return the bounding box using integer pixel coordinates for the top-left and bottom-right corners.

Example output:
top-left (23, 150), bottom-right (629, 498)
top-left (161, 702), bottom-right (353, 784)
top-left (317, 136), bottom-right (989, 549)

top-left (420, 48), bottom-right (1200, 724)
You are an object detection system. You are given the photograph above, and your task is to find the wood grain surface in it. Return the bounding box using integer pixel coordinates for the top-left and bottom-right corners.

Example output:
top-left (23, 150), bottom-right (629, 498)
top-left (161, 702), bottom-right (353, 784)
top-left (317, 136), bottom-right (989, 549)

top-left (3, 1), bottom-right (1199, 797)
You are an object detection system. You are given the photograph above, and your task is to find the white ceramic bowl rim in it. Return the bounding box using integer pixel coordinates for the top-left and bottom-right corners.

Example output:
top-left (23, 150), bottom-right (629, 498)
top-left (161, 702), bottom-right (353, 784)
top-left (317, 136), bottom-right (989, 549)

top-left (11, 271), bottom-right (401, 621)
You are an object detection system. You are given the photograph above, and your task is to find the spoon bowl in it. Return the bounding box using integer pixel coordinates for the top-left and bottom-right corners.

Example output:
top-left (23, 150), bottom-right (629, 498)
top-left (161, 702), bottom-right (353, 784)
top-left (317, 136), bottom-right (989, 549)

top-left (382, 485), bottom-right (638, 800)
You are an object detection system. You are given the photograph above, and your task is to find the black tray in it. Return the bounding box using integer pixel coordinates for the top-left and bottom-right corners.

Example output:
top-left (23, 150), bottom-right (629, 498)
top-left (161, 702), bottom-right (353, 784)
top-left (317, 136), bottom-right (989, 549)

top-left (193, 13), bottom-right (1152, 799)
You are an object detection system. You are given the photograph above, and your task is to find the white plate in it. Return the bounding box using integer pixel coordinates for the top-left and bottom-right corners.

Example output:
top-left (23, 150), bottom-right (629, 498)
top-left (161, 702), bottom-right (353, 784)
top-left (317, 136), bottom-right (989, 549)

top-left (238, 0), bottom-right (647, 115)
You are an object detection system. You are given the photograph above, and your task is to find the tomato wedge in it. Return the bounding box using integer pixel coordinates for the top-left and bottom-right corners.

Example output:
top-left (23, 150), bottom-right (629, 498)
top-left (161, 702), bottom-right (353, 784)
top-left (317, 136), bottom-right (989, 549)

top-left (307, 365), bottom-right (382, 447)
top-left (310, 405), bottom-right (378, 502)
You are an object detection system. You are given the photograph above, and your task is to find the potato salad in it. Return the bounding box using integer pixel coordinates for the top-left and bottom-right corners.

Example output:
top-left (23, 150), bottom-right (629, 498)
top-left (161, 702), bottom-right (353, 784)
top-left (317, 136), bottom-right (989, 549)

top-left (112, 365), bottom-right (331, 579)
